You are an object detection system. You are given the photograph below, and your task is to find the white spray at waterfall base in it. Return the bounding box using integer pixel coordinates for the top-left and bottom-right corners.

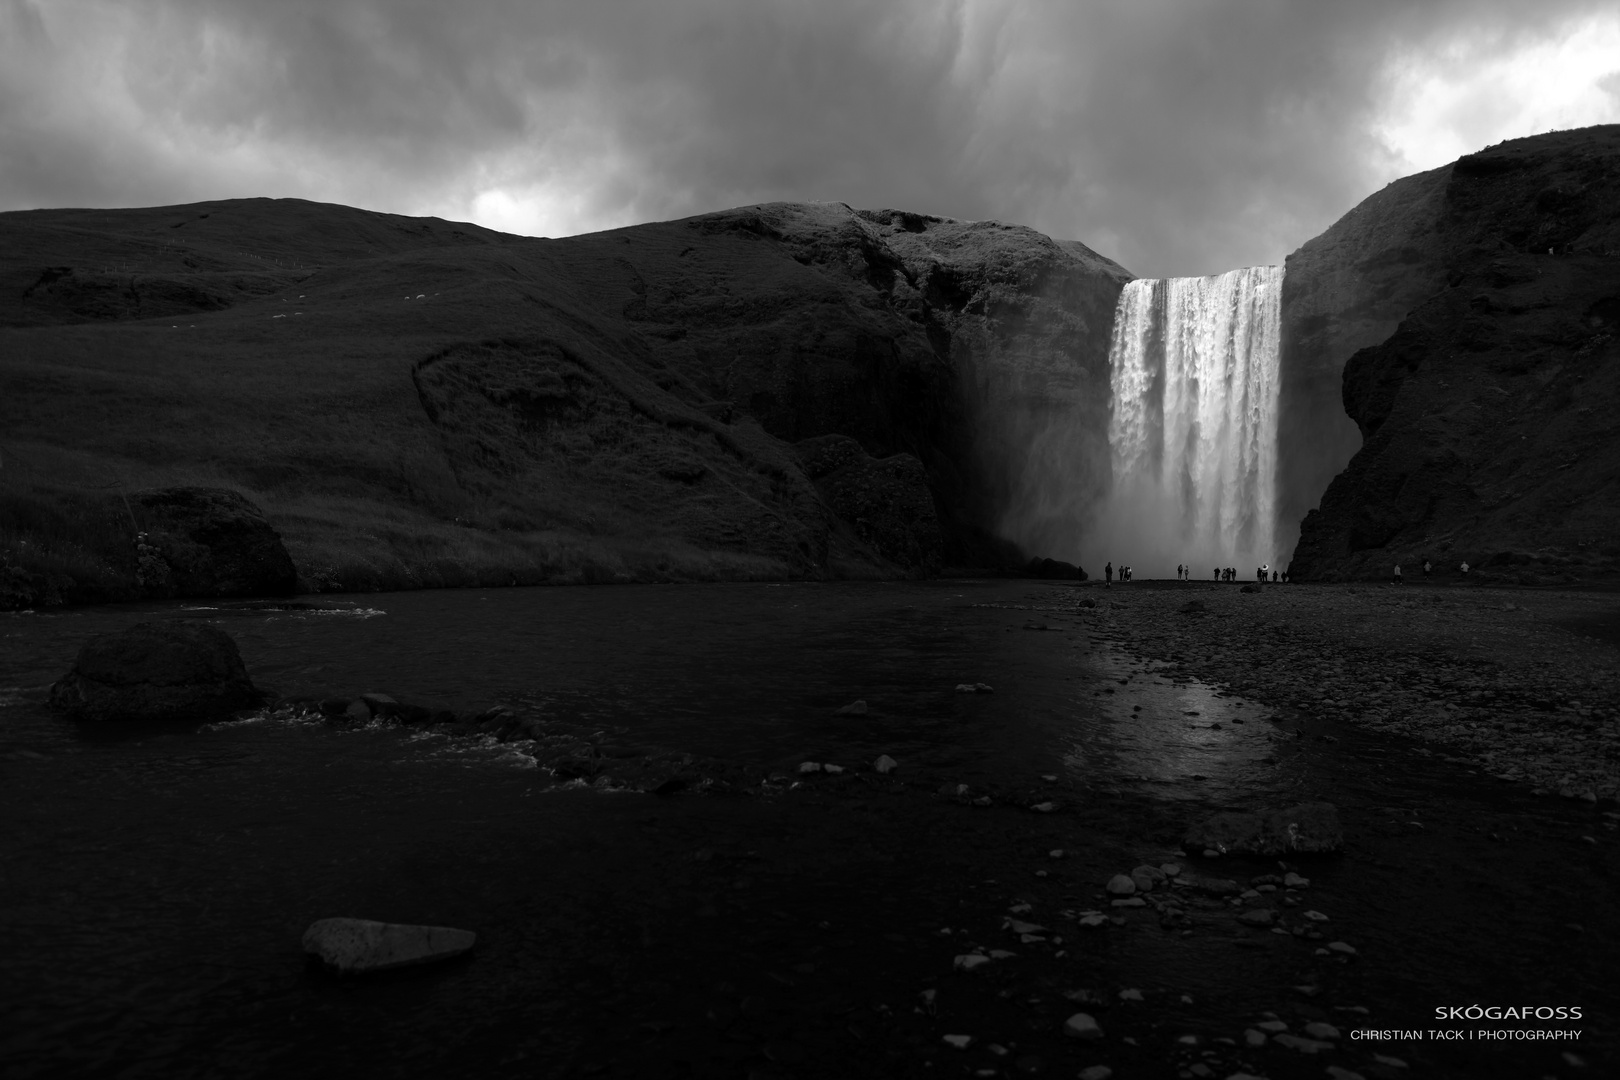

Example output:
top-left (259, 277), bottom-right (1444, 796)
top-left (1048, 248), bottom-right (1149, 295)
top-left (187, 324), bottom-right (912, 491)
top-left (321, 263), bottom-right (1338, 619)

top-left (1094, 266), bottom-right (1283, 578)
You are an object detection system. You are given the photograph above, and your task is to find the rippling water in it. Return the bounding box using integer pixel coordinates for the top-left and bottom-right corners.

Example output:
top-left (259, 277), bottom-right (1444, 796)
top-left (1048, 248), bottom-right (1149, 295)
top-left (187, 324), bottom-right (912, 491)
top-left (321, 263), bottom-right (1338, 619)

top-left (2, 581), bottom-right (1614, 1078)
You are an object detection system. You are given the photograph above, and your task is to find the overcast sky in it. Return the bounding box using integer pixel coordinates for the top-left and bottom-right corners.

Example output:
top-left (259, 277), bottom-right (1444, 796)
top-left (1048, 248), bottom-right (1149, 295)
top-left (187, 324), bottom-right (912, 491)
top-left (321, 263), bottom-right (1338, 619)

top-left (3, 0), bottom-right (1618, 278)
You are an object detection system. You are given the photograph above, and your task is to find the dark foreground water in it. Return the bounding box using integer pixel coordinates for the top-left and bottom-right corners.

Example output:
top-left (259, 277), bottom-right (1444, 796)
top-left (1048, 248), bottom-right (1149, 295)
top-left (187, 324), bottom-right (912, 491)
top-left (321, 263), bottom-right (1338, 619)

top-left (1, 581), bottom-right (1614, 1079)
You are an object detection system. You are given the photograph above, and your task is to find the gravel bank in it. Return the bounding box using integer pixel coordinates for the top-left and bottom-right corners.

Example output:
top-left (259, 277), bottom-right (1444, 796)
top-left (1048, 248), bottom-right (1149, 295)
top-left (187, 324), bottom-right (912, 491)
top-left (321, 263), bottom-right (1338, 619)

top-left (1050, 582), bottom-right (1620, 802)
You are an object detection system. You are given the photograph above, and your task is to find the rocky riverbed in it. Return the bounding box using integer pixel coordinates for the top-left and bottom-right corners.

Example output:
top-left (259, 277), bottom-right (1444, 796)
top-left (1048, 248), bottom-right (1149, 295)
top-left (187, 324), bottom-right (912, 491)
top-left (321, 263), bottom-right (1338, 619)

top-left (1051, 580), bottom-right (1620, 803)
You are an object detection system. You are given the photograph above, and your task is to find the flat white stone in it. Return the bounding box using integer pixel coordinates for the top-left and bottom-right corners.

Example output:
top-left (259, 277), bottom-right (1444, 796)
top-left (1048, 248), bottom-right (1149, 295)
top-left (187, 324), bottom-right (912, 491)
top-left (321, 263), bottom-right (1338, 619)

top-left (303, 917), bottom-right (476, 973)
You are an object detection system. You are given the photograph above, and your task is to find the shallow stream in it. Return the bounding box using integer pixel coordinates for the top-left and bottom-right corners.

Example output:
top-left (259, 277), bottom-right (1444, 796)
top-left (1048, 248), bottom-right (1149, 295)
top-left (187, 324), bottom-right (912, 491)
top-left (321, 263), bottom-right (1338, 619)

top-left (1, 581), bottom-right (1612, 1078)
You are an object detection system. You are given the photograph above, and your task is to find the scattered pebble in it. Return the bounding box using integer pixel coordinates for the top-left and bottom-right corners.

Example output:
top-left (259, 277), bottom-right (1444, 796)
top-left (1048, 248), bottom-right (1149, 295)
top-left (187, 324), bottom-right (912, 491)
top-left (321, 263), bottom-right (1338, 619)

top-left (1062, 1013), bottom-right (1103, 1040)
top-left (942, 1034), bottom-right (973, 1049)
top-left (1327, 941), bottom-right (1357, 955)
top-left (1118, 988), bottom-right (1143, 1001)
top-left (873, 754), bottom-right (898, 774)
top-left (1078, 1067), bottom-right (1113, 1080)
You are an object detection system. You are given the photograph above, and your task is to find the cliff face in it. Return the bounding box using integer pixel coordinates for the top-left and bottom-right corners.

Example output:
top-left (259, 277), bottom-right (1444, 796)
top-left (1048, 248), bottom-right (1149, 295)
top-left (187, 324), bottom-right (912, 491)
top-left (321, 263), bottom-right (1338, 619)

top-left (1290, 125), bottom-right (1620, 583)
top-left (1275, 163), bottom-right (1453, 561)
top-left (0, 197), bottom-right (1128, 600)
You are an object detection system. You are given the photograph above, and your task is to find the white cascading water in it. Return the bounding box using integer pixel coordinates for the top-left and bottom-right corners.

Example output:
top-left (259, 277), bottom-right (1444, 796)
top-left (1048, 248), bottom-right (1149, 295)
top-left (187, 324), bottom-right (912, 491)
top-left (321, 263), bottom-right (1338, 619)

top-left (1099, 265), bottom-right (1283, 578)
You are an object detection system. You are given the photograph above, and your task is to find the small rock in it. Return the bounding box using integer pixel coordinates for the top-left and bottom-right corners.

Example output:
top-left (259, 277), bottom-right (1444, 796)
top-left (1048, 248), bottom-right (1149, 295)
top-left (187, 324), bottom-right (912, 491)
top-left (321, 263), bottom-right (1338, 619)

top-left (302, 917), bottom-right (475, 973)
top-left (1040, 774), bottom-right (1058, 782)
top-left (954, 953), bottom-right (992, 971)
top-left (1303, 910), bottom-right (1329, 922)
top-left (344, 699), bottom-right (372, 722)
top-left (1256, 1020), bottom-right (1288, 1033)
top-left (1078, 1067), bottom-right (1113, 1080)
top-left (1004, 919), bottom-right (1047, 934)
top-left (1049, 849), bottom-right (1065, 858)
top-left (1304, 1021), bottom-right (1340, 1039)
top-left (942, 1034), bottom-right (973, 1049)
top-left (1106, 874), bottom-right (1137, 896)
top-left (836, 700), bottom-right (869, 716)
top-left (1161, 862), bottom-right (1182, 876)
top-left (1078, 914), bottom-right (1109, 928)
top-left (1371, 1053), bottom-right (1408, 1068)
top-left (823, 763), bottom-right (845, 774)
top-left (1327, 941), bottom-right (1357, 955)
top-left (1062, 1013), bottom-right (1103, 1040)
top-left (987, 949), bottom-right (1016, 959)
top-left (1110, 898), bottom-right (1145, 908)
top-left (1030, 801), bottom-right (1058, 813)
top-left (1284, 872), bottom-right (1310, 888)
top-left (798, 761), bottom-right (823, 774)
top-left (1118, 988), bottom-right (1143, 1001)
top-left (1130, 864), bottom-right (1165, 891)
top-left (1237, 908), bottom-right (1275, 926)
top-left (1243, 1028), bottom-right (1266, 1047)
top-left (1324, 1068), bottom-right (1366, 1080)
top-left (1272, 1033), bottom-right (1333, 1053)
top-left (873, 754), bottom-right (898, 774)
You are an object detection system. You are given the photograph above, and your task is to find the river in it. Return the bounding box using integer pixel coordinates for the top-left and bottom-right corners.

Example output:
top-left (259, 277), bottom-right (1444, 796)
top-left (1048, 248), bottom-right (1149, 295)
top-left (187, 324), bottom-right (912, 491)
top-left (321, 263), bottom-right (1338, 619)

top-left (1, 581), bottom-right (1611, 1078)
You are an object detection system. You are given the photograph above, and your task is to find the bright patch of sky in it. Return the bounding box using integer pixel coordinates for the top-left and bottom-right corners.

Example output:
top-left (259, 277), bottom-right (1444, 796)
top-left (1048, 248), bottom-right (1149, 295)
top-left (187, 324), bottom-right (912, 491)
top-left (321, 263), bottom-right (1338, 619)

top-left (1375, 14), bottom-right (1620, 173)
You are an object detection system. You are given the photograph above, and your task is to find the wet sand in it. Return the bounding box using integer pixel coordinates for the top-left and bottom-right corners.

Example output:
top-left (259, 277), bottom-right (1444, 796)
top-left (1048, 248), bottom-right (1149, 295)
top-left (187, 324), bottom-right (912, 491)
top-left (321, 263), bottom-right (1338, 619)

top-left (1067, 580), bottom-right (1620, 801)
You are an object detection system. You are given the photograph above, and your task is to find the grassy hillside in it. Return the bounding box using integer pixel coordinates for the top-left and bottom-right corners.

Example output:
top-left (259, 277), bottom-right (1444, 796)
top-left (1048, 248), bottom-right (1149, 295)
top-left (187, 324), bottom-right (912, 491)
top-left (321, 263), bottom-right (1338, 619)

top-left (2, 197), bottom-right (1127, 604)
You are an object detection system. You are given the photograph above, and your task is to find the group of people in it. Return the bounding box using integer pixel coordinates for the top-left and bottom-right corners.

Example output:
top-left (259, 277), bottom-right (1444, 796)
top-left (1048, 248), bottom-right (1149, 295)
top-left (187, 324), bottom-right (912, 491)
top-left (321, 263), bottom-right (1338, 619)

top-left (1189, 565), bottom-right (1286, 583)
top-left (1107, 562), bottom-right (1291, 583)
top-left (1391, 559), bottom-right (1468, 584)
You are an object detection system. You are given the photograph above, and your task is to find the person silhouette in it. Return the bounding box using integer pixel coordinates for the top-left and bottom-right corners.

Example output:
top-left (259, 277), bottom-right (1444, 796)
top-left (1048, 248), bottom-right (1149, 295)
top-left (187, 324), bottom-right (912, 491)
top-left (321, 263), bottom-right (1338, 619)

top-left (1105, 561), bottom-right (1113, 587)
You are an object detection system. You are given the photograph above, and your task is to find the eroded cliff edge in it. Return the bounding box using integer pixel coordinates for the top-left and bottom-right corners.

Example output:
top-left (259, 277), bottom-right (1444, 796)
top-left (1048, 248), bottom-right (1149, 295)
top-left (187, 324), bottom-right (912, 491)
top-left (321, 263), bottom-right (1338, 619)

top-left (1290, 125), bottom-right (1620, 583)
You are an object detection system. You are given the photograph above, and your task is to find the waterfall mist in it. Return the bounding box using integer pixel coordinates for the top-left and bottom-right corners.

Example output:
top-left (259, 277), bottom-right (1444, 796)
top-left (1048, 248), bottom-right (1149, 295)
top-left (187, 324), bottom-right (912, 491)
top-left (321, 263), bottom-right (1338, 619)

top-left (1090, 266), bottom-right (1283, 578)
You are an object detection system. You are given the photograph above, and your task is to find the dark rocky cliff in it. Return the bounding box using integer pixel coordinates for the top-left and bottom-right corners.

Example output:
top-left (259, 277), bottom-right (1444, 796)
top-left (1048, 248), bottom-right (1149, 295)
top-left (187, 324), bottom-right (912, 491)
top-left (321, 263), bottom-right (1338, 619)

top-left (1290, 125), bottom-right (1620, 583)
top-left (0, 198), bottom-right (1129, 601)
top-left (1276, 163), bottom-right (1453, 561)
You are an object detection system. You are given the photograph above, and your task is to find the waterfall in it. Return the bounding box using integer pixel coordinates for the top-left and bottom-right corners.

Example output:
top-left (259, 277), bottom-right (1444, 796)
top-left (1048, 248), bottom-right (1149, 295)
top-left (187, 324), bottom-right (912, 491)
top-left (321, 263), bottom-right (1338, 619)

top-left (1099, 265), bottom-right (1283, 577)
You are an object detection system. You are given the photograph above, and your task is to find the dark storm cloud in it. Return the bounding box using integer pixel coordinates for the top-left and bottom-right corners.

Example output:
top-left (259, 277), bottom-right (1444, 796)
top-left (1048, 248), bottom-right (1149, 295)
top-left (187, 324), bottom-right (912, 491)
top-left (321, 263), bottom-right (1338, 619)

top-left (2, 0), bottom-right (1616, 275)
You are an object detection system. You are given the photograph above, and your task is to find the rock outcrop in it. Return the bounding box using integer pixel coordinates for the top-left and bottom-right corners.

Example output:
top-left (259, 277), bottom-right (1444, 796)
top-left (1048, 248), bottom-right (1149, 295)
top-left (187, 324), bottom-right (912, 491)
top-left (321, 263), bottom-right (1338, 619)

top-left (132, 487), bottom-right (298, 597)
top-left (48, 620), bottom-right (264, 722)
top-left (795, 434), bottom-right (942, 575)
top-left (1291, 126), bottom-right (1620, 582)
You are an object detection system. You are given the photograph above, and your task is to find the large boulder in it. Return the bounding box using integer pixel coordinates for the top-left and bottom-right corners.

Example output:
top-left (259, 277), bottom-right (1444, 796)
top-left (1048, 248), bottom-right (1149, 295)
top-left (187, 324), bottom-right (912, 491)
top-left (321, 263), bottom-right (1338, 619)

top-left (48, 620), bottom-right (263, 722)
top-left (1184, 802), bottom-right (1343, 856)
top-left (132, 487), bottom-right (297, 598)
